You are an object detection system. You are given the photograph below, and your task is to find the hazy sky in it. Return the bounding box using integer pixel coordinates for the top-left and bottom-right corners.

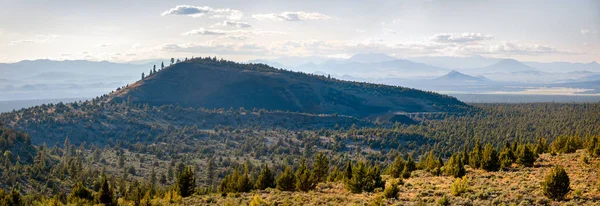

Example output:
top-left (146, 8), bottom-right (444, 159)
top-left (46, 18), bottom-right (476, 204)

top-left (0, 0), bottom-right (598, 63)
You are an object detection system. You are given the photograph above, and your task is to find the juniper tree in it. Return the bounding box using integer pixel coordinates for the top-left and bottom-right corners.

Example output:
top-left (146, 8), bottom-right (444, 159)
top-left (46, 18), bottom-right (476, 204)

top-left (481, 143), bottom-right (499, 171)
top-left (312, 152), bottom-right (329, 183)
top-left (96, 175), bottom-right (114, 206)
top-left (255, 164), bottom-right (275, 190)
top-left (516, 144), bottom-right (536, 167)
top-left (444, 153), bottom-right (465, 178)
top-left (389, 154), bottom-right (405, 178)
top-left (541, 165), bottom-right (570, 200)
top-left (176, 166), bottom-right (196, 197)
top-left (276, 166), bottom-right (296, 191)
top-left (469, 139), bottom-right (482, 168)
top-left (296, 159), bottom-right (317, 192)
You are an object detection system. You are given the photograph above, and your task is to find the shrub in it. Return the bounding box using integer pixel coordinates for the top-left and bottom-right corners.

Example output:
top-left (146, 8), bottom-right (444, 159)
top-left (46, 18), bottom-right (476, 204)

top-left (383, 180), bottom-right (400, 199)
top-left (249, 195), bottom-right (268, 206)
top-left (450, 176), bottom-right (469, 196)
top-left (437, 196), bottom-right (450, 206)
top-left (541, 165), bottom-right (570, 200)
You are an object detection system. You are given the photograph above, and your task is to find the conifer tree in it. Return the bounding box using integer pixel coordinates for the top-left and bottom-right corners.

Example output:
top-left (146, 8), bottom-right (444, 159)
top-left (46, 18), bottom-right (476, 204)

top-left (389, 154), bottom-right (405, 178)
top-left (444, 153), bottom-right (465, 178)
top-left (481, 143), bottom-right (499, 171)
top-left (176, 166), bottom-right (196, 197)
top-left (346, 161), bottom-right (366, 193)
top-left (469, 139), bottom-right (482, 168)
top-left (499, 143), bottom-right (515, 169)
top-left (255, 164), bottom-right (275, 190)
top-left (296, 159), bottom-right (317, 191)
top-left (312, 152), bottom-right (329, 183)
top-left (541, 165), bottom-right (570, 200)
top-left (276, 166), bottom-right (296, 191)
top-left (96, 176), bottom-right (114, 206)
top-left (516, 144), bottom-right (536, 167)
top-left (344, 160), bottom-right (353, 180)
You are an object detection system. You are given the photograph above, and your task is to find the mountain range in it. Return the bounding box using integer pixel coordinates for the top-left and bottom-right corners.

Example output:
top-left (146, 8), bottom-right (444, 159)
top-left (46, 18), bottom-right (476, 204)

top-left (1, 54), bottom-right (600, 102)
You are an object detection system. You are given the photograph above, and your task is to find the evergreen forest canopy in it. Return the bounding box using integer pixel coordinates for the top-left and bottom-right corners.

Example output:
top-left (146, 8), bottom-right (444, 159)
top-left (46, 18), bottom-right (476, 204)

top-left (0, 56), bottom-right (599, 205)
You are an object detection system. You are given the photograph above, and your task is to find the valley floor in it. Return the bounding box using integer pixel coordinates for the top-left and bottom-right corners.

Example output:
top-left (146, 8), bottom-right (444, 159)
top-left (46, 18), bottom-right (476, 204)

top-left (179, 150), bottom-right (599, 206)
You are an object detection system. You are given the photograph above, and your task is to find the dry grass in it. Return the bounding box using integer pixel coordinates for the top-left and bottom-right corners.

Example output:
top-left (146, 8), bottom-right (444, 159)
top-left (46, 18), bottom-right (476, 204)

top-left (176, 150), bottom-right (600, 205)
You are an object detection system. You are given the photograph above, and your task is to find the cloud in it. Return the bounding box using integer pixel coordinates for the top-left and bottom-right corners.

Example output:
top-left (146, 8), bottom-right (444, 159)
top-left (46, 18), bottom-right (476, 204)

top-left (253, 11), bottom-right (330, 21)
top-left (486, 42), bottom-right (578, 55)
top-left (161, 5), bottom-right (242, 20)
top-left (182, 28), bottom-right (286, 36)
top-left (431, 33), bottom-right (493, 44)
top-left (216, 20), bottom-right (251, 28)
top-left (160, 41), bottom-right (268, 55)
top-left (581, 29), bottom-right (597, 36)
top-left (8, 34), bottom-right (60, 45)
top-left (182, 28), bottom-right (227, 36)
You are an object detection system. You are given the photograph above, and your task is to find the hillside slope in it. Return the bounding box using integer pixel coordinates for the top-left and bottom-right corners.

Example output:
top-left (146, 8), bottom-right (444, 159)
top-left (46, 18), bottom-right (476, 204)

top-left (110, 58), bottom-right (468, 117)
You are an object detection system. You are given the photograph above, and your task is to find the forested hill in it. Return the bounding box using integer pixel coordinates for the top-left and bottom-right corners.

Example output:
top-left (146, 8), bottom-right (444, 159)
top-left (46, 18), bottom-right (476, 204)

top-left (109, 57), bottom-right (468, 117)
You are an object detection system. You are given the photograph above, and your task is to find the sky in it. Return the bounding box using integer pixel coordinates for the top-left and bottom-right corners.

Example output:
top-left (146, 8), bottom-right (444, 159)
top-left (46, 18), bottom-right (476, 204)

top-left (0, 0), bottom-right (598, 63)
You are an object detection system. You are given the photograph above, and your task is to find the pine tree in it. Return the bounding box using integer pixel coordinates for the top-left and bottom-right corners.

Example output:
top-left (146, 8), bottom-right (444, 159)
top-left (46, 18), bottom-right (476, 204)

top-left (206, 158), bottom-right (215, 188)
top-left (461, 144), bottom-right (470, 167)
top-left (444, 153), bottom-right (465, 178)
top-left (389, 154), bottom-right (405, 178)
top-left (344, 160), bottom-right (353, 180)
top-left (296, 159), bottom-right (317, 191)
top-left (70, 182), bottom-right (92, 201)
top-left (481, 143), bottom-right (500, 171)
top-left (96, 176), bottom-right (114, 206)
top-left (541, 165), bottom-right (570, 200)
top-left (177, 166), bottom-right (196, 197)
top-left (346, 161), bottom-right (366, 193)
top-left (499, 143), bottom-right (515, 169)
top-left (312, 152), bottom-right (329, 183)
top-left (403, 155), bottom-right (416, 178)
top-left (161, 62), bottom-right (165, 69)
top-left (255, 164), bottom-right (275, 190)
top-left (469, 139), bottom-right (482, 168)
top-left (516, 144), bottom-right (536, 167)
top-left (364, 165), bottom-right (384, 192)
top-left (141, 72), bottom-right (145, 80)
top-left (276, 166), bottom-right (296, 191)
top-left (150, 168), bottom-right (157, 186)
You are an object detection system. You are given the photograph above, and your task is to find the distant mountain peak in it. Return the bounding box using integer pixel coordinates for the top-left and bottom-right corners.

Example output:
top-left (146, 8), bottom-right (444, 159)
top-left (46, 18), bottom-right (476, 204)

top-left (436, 70), bottom-right (483, 82)
top-left (480, 58), bottom-right (537, 73)
top-left (347, 53), bottom-right (396, 63)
